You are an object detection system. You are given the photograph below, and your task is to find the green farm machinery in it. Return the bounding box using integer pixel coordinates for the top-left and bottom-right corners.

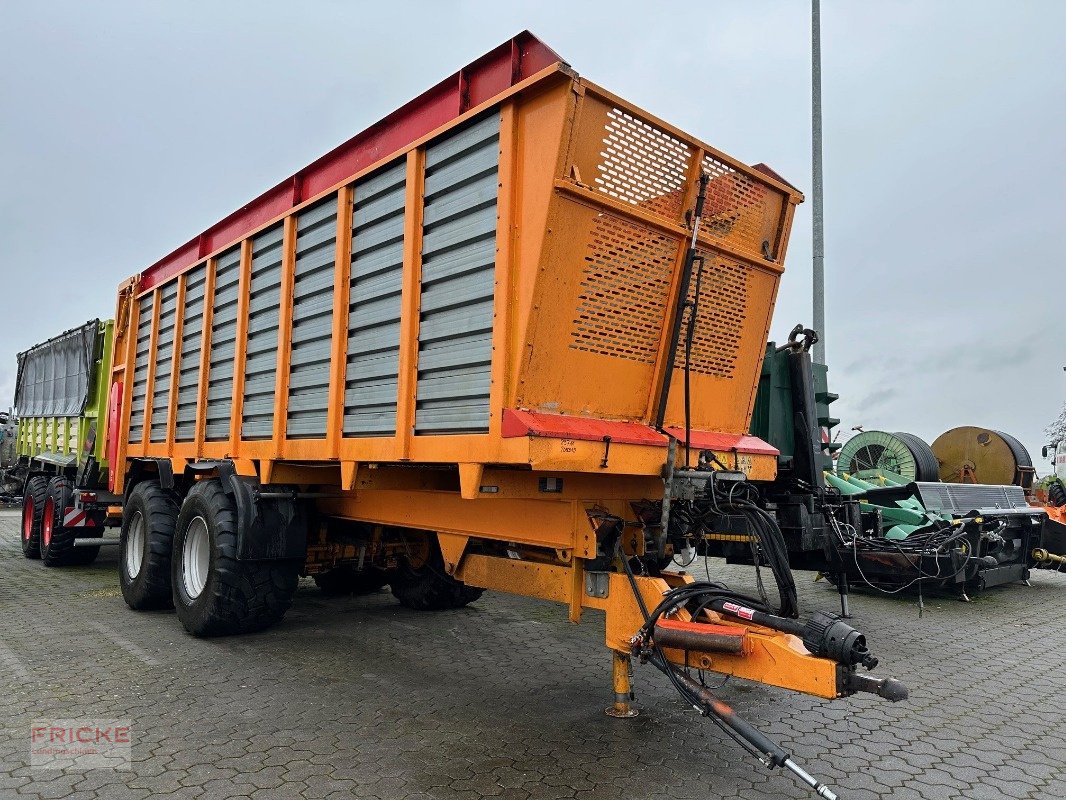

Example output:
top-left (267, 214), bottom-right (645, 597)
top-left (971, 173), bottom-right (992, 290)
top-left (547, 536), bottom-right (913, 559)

top-left (705, 325), bottom-right (1047, 605)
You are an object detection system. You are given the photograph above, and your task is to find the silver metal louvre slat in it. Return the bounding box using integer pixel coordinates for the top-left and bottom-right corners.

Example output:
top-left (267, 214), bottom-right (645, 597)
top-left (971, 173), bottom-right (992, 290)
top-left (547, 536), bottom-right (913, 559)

top-left (415, 400), bottom-right (492, 433)
top-left (419, 236), bottom-right (496, 285)
top-left (174, 263), bottom-right (207, 440)
top-left (293, 261), bottom-right (337, 293)
top-left (290, 306), bottom-right (333, 339)
top-left (423, 113), bottom-right (500, 168)
top-left (344, 161), bottom-right (405, 438)
top-left (347, 350), bottom-right (400, 383)
top-left (419, 267), bottom-right (495, 314)
top-left (347, 322), bottom-right (401, 357)
top-left (415, 111), bottom-right (500, 435)
top-left (423, 153), bottom-right (498, 206)
top-left (417, 332), bottom-right (493, 373)
top-left (205, 246), bottom-right (241, 441)
top-left (418, 298), bottom-right (494, 343)
top-left (288, 358), bottom-right (331, 390)
top-left (355, 160), bottom-right (406, 201)
top-left (148, 283), bottom-right (179, 442)
top-left (420, 205), bottom-right (497, 254)
top-left (241, 222), bottom-right (284, 440)
top-left (349, 264), bottom-right (402, 305)
top-left (292, 242), bottom-right (335, 275)
top-left (353, 185), bottom-right (406, 228)
top-left (350, 240), bottom-right (403, 278)
top-left (128, 293), bottom-right (154, 441)
top-left (286, 197), bottom-right (338, 439)
top-left (353, 213), bottom-right (404, 253)
top-left (343, 381), bottom-right (400, 408)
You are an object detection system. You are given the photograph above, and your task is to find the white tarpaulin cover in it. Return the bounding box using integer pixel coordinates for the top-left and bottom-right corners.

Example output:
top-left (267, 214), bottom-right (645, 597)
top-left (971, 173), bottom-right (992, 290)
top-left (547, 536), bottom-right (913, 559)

top-left (15, 320), bottom-right (101, 417)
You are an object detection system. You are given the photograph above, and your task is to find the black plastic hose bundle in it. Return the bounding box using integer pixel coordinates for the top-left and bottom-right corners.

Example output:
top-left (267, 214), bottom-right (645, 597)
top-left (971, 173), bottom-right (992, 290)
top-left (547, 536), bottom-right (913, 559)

top-left (702, 480), bottom-right (799, 619)
top-left (641, 479), bottom-right (799, 619)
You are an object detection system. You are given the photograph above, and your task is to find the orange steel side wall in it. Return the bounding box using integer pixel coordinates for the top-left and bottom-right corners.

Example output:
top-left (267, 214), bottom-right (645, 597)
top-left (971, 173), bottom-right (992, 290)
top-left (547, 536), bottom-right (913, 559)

top-left (109, 65), bottom-right (799, 496)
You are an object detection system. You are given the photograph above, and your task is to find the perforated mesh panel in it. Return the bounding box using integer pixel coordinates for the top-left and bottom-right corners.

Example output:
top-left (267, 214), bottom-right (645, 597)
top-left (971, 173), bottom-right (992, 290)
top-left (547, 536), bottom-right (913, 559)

top-left (674, 251), bottom-right (749, 378)
top-left (701, 153), bottom-right (781, 256)
top-left (594, 109), bottom-right (691, 220)
top-left (569, 214), bottom-right (679, 363)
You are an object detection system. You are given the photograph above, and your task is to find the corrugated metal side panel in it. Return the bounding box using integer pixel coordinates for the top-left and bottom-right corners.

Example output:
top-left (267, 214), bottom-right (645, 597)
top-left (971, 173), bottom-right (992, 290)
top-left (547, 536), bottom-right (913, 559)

top-left (241, 223), bottom-right (285, 439)
top-left (415, 112), bottom-right (500, 434)
top-left (175, 264), bottom-right (206, 441)
top-left (343, 160), bottom-right (406, 437)
top-left (149, 282), bottom-right (179, 441)
top-left (287, 198), bottom-right (337, 438)
top-left (128, 295), bottom-right (154, 442)
top-left (204, 247), bottom-right (241, 440)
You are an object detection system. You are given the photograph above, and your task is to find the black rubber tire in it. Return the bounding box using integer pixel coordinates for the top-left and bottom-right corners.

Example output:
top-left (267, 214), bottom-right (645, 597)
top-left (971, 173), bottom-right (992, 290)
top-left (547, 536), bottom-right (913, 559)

top-left (894, 432), bottom-right (940, 482)
top-left (41, 477), bottom-right (98, 566)
top-left (120, 481), bottom-right (180, 610)
top-left (314, 565), bottom-right (388, 597)
top-left (390, 536), bottom-right (483, 611)
top-left (20, 476), bottom-right (47, 559)
top-left (172, 480), bottom-right (300, 637)
top-left (1048, 478), bottom-right (1066, 508)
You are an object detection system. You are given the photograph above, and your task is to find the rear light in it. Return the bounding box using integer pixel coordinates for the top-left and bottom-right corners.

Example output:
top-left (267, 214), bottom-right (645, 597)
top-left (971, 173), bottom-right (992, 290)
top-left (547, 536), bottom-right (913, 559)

top-left (79, 491), bottom-right (97, 503)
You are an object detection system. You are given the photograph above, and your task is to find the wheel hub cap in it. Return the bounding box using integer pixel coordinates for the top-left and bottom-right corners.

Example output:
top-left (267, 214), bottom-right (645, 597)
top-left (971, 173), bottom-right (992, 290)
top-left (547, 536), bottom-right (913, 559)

top-left (182, 516), bottom-right (210, 599)
top-left (42, 499), bottom-right (54, 547)
top-left (22, 498), bottom-right (33, 542)
top-left (125, 511), bottom-right (145, 580)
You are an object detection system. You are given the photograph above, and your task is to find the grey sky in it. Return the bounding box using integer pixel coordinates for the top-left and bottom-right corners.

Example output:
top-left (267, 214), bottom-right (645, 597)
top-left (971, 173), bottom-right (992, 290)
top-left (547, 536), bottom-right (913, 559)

top-left (2, 1), bottom-right (1063, 471)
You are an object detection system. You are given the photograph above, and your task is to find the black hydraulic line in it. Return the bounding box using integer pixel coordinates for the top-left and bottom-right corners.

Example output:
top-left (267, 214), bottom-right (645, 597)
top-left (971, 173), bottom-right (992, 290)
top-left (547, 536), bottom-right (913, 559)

top-left (610, 518), bottom-right (910, 798)
top-left (654, 172), bottom-right (710, 431)
top-left (705, 597), bottom-right (878, 670)
top-left (682, 255), bottom-right (706, 467)
top-left (646, 651), bottom-right (839, 799)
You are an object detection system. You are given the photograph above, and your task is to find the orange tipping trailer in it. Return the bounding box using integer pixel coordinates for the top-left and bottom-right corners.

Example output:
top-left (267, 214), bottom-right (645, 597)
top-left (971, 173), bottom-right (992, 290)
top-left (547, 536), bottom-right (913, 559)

top-left (104, 32), bottom-right (905, 795)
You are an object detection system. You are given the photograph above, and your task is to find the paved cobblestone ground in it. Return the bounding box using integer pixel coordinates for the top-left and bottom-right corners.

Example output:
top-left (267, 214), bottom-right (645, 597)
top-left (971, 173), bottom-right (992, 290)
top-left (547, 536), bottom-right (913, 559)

top-left (1, 509), bottom-right (1064, 799)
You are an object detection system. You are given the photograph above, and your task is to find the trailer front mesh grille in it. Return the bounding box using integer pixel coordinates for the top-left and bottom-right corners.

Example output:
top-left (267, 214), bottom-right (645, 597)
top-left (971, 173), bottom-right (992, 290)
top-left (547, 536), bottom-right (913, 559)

top-left (672, 250), bottom-right (748, 378)
top-left (594, 108), bottom-right (691, 221)
top-left (700, 153), bottom-right (783, 258)
top-left (569, 214), bottom-right (677, 364)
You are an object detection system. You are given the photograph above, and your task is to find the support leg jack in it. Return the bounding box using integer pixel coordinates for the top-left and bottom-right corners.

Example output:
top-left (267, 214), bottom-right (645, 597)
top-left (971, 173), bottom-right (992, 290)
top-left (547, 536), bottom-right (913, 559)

top-left (605, 650), bottom-right (639, 718)
top-left (836, 572), bottom-right (851, 619)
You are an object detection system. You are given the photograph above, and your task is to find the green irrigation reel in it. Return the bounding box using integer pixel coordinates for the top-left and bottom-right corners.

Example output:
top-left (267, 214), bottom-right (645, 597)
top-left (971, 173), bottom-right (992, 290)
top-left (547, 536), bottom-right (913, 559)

top-left (835, 431), bottom-right (940, 483)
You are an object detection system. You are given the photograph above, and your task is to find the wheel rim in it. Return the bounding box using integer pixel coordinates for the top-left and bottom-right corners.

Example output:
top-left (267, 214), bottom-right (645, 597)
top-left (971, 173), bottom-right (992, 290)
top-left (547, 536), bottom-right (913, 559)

top-left (182, 516), bottom-right (211, 600)
top-left (22, 496), bottom-right (34, 542)
top-left (125, 511), bottom-right (145, 580)
top-left (42, 498), bottom-right (54, 548)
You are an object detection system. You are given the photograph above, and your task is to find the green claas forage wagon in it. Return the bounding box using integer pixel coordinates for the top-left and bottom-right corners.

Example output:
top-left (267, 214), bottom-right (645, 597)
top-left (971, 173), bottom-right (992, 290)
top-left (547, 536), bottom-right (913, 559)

top-left (11, 319), bottom-right (114, 564)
